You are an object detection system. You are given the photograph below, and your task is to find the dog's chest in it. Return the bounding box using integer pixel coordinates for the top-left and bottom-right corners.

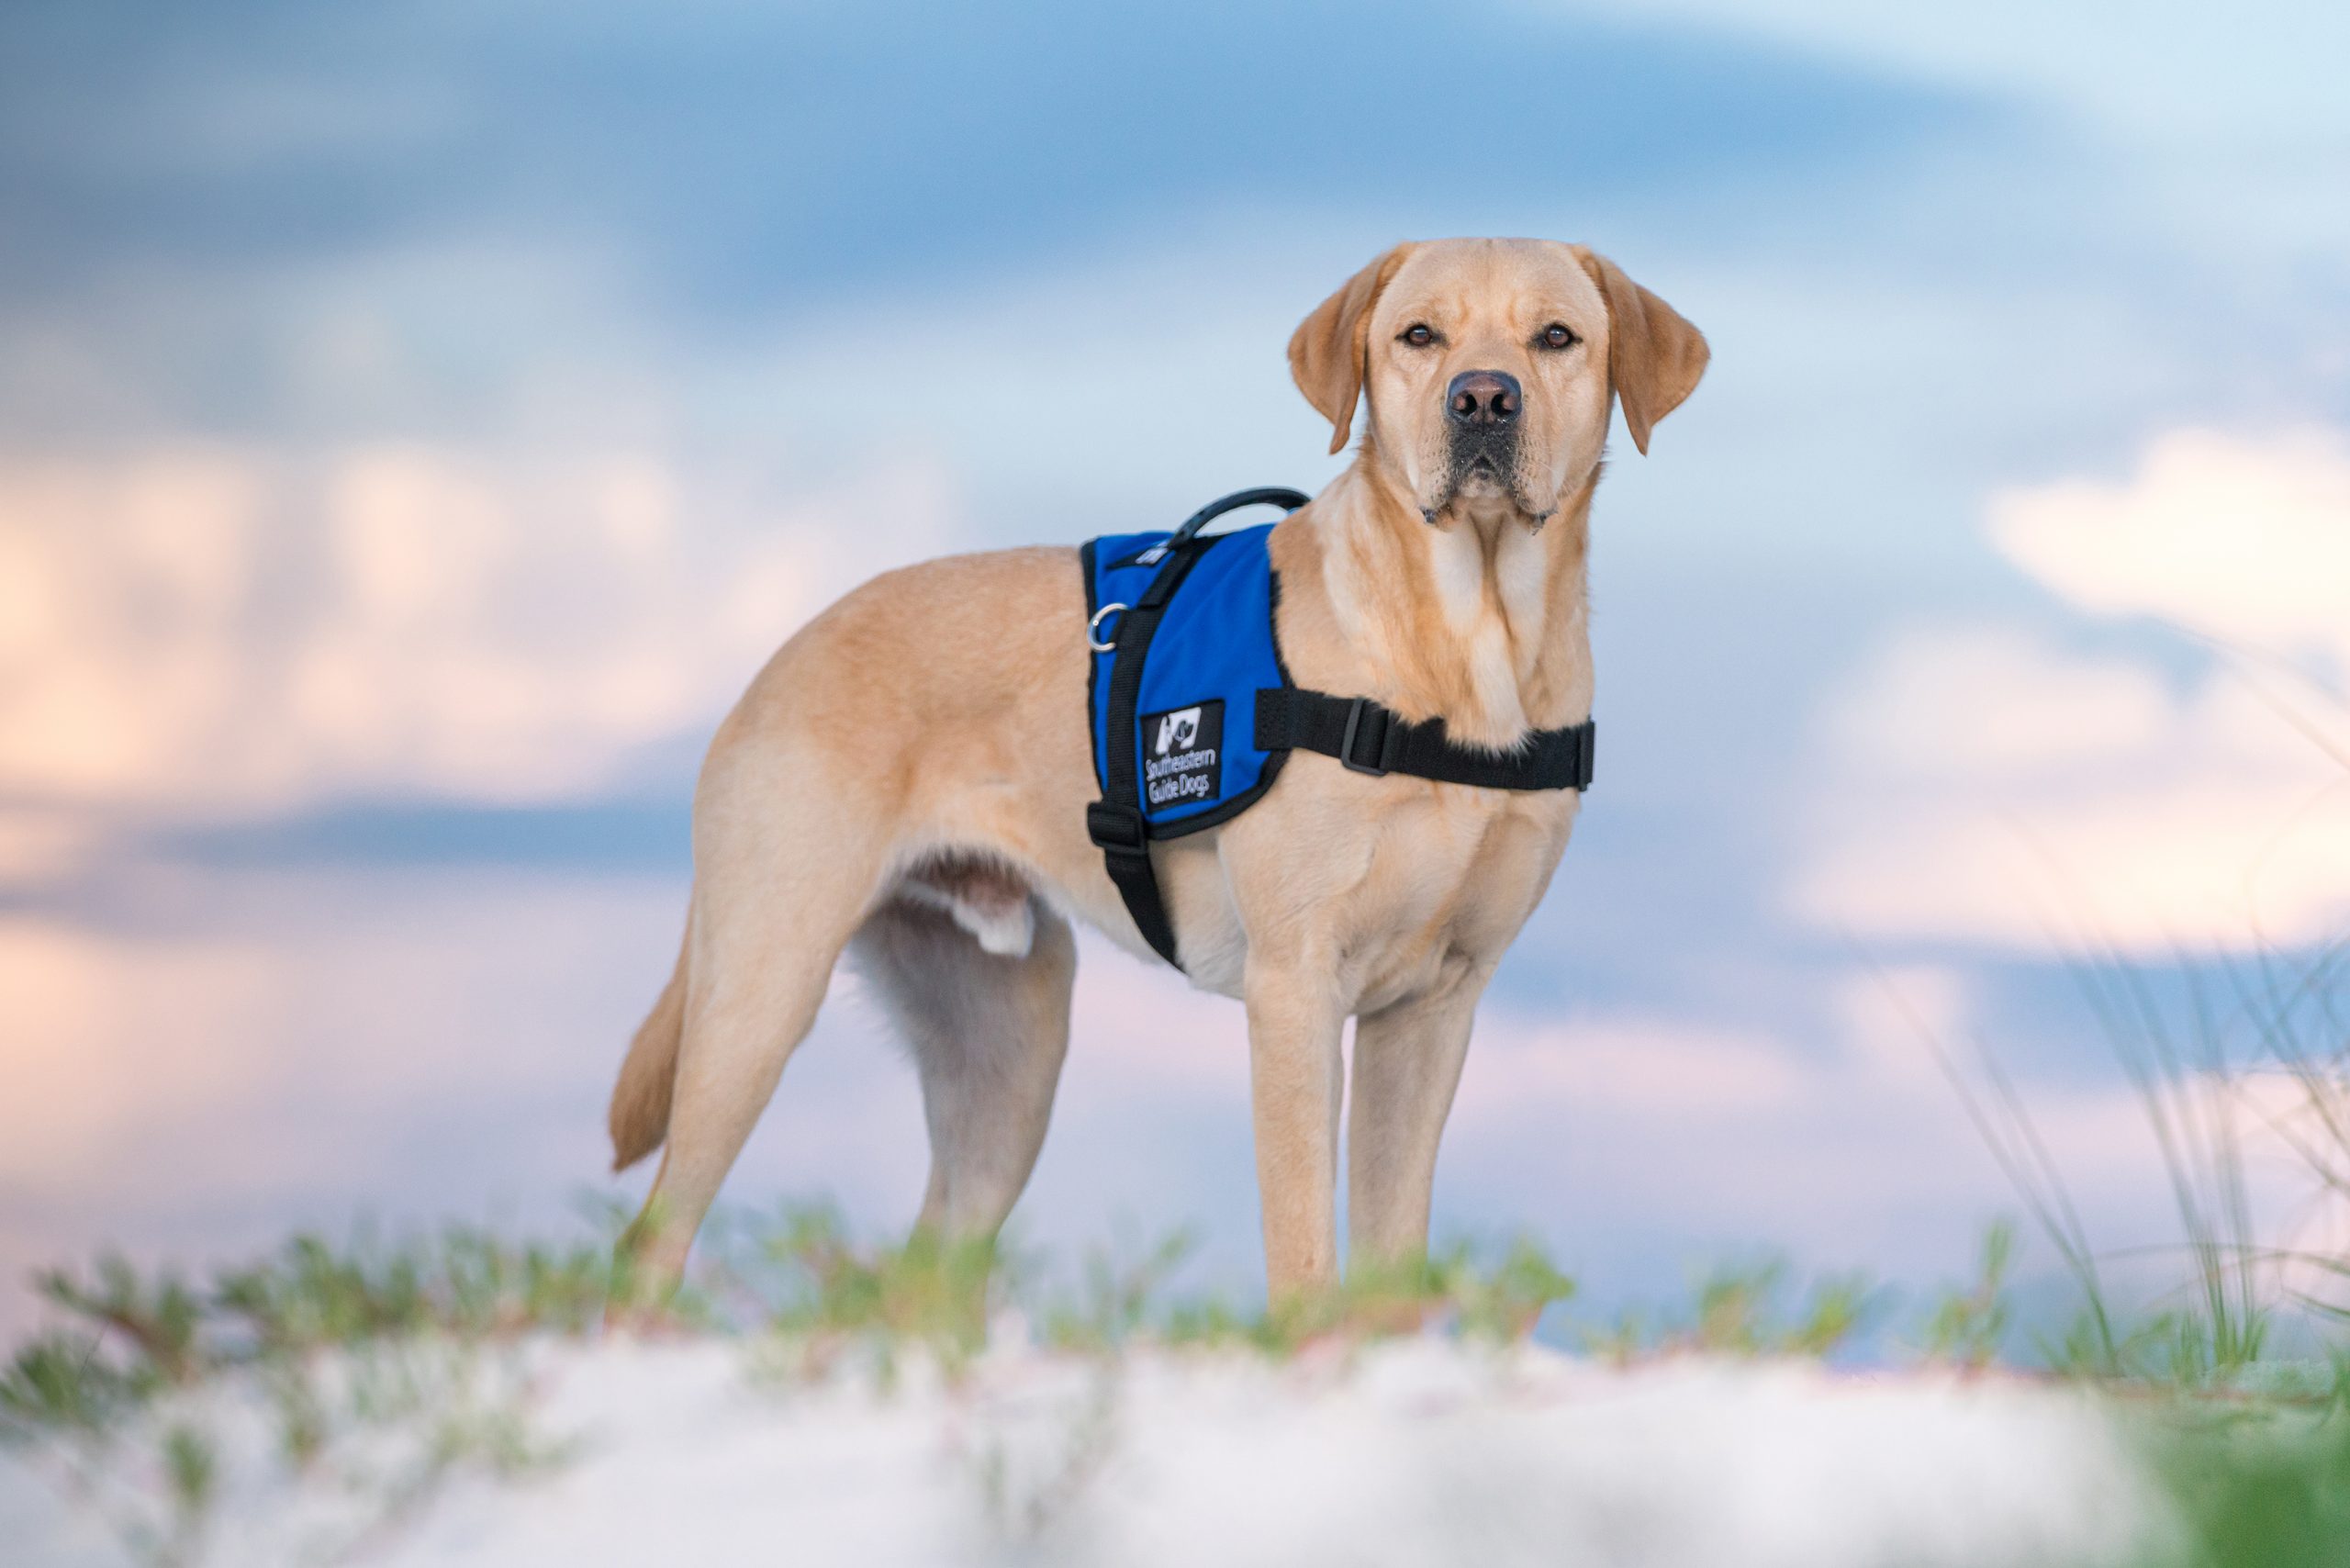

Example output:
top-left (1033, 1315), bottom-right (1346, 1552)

top-left (1347, 783), bottom-right (1576, 997)
top-left (1181, 771), bottom-right (1577, 1005)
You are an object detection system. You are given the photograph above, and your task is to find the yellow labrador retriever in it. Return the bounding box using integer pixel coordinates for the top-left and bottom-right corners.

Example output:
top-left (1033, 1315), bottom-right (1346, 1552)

top-left (609, 238), bottom-right (1706, 1300)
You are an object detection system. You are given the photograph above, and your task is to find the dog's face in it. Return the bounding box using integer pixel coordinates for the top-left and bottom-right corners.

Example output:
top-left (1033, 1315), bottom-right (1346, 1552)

top-left (1288, 238), bottom-right (1708, 526)
top-left (1361, 241), bottom-right (1613, 523)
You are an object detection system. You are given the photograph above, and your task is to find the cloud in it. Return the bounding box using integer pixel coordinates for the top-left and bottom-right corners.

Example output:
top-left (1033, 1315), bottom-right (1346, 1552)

top-left (1447, 973), bottom-right (2326, 1290)
top-left (0, 867), bottom-right (685, 1339)
top-left (1586, 0), bottom-right (2350, 143)
top-left (0, 442), bottom-right (955, 853)
top-left (0, 916), bottom-right (278, 1191)
top-left (0, 3), bottom-right (1985, 320)
top-left (0, 871), bottom-right (677, 1204)
top-left (1796, 431), bottom-right (2350, 952)
top-left (1456, 1015), bottom-right (1807, 1122)
top-left (1989, 428), bottom-right (2350, 678)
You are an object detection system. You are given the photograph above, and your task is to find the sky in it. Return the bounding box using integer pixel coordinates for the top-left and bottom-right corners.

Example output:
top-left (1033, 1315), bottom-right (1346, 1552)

top-left (3, 0), bottom-right (2348, 1336)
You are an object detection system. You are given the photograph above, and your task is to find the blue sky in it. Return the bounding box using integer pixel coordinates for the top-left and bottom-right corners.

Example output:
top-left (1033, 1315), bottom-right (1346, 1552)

top-left (3, 0), bottom-right (2346, 1334)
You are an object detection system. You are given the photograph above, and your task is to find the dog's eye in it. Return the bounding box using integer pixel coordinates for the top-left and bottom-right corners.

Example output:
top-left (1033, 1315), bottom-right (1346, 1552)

top-left (1399, 324), bottom-right (1437, 348)
top-left (1539, 323), bottom-right (1580, 351)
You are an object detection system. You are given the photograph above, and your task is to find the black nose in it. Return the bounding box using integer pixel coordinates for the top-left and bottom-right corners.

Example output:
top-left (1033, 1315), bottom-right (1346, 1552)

top-left (1447, 370), bottom-right (1520, 427)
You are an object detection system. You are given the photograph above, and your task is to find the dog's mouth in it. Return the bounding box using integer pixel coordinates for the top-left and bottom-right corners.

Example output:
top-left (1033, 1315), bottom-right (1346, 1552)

top-left (1425, 436), bottom-right (1544, 526)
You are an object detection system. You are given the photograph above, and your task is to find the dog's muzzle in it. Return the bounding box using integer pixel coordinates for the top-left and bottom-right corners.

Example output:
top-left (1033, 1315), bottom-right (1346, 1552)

top-left (1433, 368), bottom-right (1527, 513)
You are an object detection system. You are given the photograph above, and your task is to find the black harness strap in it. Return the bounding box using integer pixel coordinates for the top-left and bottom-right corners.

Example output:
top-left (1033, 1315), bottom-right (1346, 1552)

top-left (1254, 689), bottom-right (1595, 791)
top-left (1087, 487), bottom-right (1309, 969)
top-left (1086, 539), bottom-right (1210, 968)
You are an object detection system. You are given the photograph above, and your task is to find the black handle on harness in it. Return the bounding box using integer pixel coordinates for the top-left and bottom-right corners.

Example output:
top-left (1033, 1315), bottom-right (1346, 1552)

top-left (1092, 487), bottom-right (1310, 967)
top-left (1173, 486), bottom-right (1312, 544)
top-left (1134, 487), bottom-right (1311, 567)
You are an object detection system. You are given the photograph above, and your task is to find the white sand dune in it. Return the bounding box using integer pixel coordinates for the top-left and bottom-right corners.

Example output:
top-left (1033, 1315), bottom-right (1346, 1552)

top-left (3, 1336), bottom-right (2178, 1567)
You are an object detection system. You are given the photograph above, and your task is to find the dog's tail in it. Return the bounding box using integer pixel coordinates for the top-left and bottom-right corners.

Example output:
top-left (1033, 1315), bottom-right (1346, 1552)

top-left (610, 925), bottom-right (688, 1172)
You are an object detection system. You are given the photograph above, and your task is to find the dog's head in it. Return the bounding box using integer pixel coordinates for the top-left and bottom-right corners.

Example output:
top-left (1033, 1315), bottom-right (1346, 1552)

top-left (1288, 239), bottom-right (1707, 527)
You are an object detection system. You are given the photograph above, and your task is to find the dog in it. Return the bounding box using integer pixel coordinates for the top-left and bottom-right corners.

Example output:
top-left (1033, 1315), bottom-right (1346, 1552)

top-left (608, 238), bottom-right (1707, 1302)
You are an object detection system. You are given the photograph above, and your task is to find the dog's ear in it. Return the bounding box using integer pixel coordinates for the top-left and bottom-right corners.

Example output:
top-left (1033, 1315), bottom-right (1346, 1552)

top-left (1289, 242), bottom-right (1416, 455)
top-left (1571, 248), bottom-right (1708, 455)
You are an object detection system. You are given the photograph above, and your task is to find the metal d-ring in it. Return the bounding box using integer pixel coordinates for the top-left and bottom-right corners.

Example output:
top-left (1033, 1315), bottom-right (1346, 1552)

top-left (1088, 601), bottom-right (1127, 652)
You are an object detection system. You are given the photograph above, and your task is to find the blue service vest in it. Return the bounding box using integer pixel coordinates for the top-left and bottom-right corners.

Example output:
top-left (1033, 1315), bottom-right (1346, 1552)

top-left (1082, 523), bottom-right (1290, 838)
top-left (1078, 487), bottom-right (1594, 970)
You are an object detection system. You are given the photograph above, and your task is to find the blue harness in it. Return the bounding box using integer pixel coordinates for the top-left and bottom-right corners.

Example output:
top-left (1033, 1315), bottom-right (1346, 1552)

top-left (1082, 489), bottom-right (1598, 969)
top-left (1084, 517), bottom-right (1292, 837)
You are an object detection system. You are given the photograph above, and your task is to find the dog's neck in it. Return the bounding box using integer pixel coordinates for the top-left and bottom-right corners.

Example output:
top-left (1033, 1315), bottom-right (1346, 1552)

top-left (1295, 445), bottom-right (1597, 750)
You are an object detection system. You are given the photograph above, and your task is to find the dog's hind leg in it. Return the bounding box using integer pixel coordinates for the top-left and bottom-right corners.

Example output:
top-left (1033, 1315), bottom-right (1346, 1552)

top-left (621, 760), bottom-right (894, 1296)
top-left (850, 879), bottom-right (1075, 1244)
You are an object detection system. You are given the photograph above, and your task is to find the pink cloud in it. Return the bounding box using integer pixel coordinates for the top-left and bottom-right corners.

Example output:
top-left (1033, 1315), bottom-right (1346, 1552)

top-left (0, 444), bottom-right (957, 850)
top-left (1795, 429), bottom-right (2350, 952)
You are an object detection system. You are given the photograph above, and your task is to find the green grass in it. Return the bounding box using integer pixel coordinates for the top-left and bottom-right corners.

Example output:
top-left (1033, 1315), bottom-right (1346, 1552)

top-left (0, 1203), bottom-right (2327, 1413)
top-left (1581, 1257), bottom-right (1881, 1365)
top-left (1861, 909), bottom-right (2349, 1394)
top-left (2139, 1408), bottom-right (2350, 1568)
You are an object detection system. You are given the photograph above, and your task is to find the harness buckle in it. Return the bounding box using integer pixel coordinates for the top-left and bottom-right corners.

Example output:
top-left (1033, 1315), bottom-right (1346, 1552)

top-left (1338, 697), bottom-right (1392, 777)
top-left (1086, 800), bottom-right (1149, 854)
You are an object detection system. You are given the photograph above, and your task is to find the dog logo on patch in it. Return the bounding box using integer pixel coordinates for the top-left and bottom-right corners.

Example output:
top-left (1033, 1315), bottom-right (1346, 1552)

top-left (1153, 707), bottom-right (1201, 757)
top-left (1140, 699), bottom-right (1224, 811)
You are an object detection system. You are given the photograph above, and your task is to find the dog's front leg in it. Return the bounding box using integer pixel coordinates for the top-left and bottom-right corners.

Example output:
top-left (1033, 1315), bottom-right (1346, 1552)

top-left (1346, 963), bottom-right (1491, 1269)
top-left (1244, 961), bottom-right (1347, 1301)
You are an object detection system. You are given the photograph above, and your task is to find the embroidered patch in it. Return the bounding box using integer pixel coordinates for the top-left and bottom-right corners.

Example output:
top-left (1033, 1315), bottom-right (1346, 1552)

top-left (1141, 699), bottom-right (1224, 811)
